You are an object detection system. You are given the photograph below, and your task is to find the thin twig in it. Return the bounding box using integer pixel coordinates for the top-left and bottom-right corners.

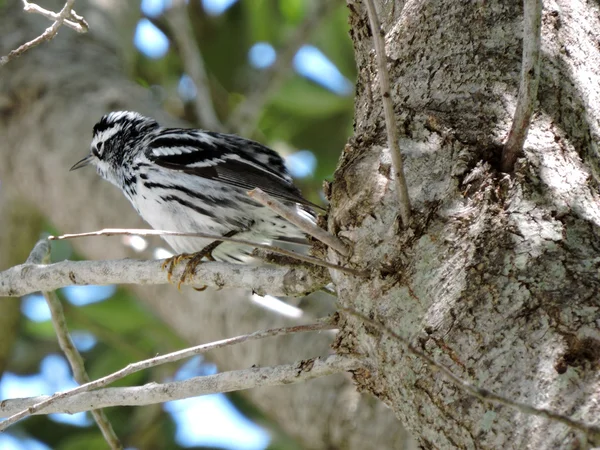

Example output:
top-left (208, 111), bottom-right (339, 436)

top-left (363, 0), bottom-right (411, 226)
top-left (341, 307), bottom-right (600, 443)
top-left (166, 0), bottom-right (223, 131)
top-left (25, 237), bottom-right (50, 264)
top-left (22, 1), bottom-right (88, 33)
top-left (227, 0), bottom-right (340, 136)
top-left (0, 321), bottom-right (338, 428)
top-left (500, 0), bottom-right (542, 172)
top-left (1, 355), bottom-right (360, 418)
top-left (48, 228), bottom-right (364, 276)
top-left (24, 240), bottom-right (122, 449)
top-left (248, 189), bottom-right (350, 257)
top-left (1, 0), bottom-right (86, 66)
top-left (44, 290), bottom-right (122, 449)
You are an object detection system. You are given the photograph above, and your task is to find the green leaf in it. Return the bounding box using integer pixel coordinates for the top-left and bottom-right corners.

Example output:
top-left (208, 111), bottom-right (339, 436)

top-left (279, 0), bottom-right (305, 24)
top-left (243, 0), bottom-right (278, 43)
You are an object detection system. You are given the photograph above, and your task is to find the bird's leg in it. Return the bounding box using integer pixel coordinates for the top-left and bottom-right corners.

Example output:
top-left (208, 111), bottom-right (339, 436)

top-left (179, 230), bottom-right (240, 289)
top-left (161, 230), bottom-right (239, 289)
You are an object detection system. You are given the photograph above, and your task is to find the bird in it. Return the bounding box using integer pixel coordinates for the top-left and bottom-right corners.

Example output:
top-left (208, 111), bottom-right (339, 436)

top-left (71, 111), bottom-right (320, 284)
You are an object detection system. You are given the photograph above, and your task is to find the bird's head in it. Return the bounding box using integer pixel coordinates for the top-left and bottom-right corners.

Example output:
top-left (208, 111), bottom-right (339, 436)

top-left (70, 111), bottom-right (159, 185)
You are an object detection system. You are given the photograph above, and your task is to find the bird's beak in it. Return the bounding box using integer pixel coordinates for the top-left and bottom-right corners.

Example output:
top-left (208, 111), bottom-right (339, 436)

top-left (70, 155), bottom-right (93, 171)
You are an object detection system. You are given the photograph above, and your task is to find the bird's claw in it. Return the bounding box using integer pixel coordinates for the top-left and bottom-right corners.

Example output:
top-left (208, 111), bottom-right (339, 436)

top-left (161, 253), bottom-right (192, 284)
top-left (178, 253), bottom-right (206, 289)
top-left (161, 251), bottom-right (211, 290)
top-left (161, 234), bottom-right (236, 290)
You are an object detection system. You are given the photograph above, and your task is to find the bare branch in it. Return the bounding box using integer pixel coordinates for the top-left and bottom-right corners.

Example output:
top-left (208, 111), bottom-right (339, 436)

top-left (0, 355), bottom-right (360, 420)
top-left (248, 189), bottom-right (351, 257)
top-left (363, 0), bottom-right (411, 227)
top-left (25, 237), bottom-right (50, 264)
top-left (22, 1), bottom-right (88, 33)
top-left (1, 0), bottom-right (87, 66)
top-left (341, 307), bottom-right (600, 443)
top-left (44, 293), bottom-right (88, 382)
top-left (500, 0), bottom-right (542, 172)
top-left (44, 290), bottom-right (122, 449)
top-left (0, 320), bottom-right (335, 429)
top-left (0, 256), bottom-right (329, 297)
top-left (166, 0), bottom-right (223, 131)
top-left (227, 0), bottom-right (340, 136)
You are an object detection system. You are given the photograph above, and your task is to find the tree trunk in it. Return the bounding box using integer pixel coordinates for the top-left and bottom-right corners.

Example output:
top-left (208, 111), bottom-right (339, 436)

top-left (332, 0), bottom-right (600, 448)
top-left (0, 0), bottom-right (410, 448)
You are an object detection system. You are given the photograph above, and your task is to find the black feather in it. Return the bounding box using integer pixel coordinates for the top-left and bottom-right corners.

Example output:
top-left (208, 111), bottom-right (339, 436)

top-left (146, 132), bottom-right (324, 211)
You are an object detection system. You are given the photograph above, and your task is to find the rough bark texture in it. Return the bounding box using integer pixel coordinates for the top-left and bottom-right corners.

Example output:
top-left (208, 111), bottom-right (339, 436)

top-left (331, 0), bottom-right (600, 448)
top-left (0, 0), bottom-right (410, 449)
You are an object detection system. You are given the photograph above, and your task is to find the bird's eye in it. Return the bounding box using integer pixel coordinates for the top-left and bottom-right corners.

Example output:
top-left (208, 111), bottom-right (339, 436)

top-left (93, 142), bottom-right (104, 157)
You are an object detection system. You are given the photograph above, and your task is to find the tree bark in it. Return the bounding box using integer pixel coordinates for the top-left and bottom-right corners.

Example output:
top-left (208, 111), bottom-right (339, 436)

top-left (0, 0), bottom-right (410, 448)
top-left (332, 0), bottom-right (600, 448)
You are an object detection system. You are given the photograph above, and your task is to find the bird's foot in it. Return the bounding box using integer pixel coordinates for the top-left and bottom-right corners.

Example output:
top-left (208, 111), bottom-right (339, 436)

top-left (177, 252), bottom-right (210, 290)
top-left (161, 230), bottom-right (239, 290)
top-left (161, 244), bottom-right (219, 290)
top-left (161, 253), bottom-right (193, 284)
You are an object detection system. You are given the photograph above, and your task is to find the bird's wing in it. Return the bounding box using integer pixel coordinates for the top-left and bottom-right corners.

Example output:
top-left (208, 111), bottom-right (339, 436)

top-left (144, 129), bottom-right (322, 211)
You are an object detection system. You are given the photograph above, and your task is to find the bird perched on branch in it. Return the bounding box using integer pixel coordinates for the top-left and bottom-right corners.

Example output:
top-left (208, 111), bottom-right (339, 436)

top-left (71, 111), bottom-right (319, 283)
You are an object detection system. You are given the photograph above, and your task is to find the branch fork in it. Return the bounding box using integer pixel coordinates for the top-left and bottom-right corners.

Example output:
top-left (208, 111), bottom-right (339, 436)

top-left (1, 0), bottom-right (88, 66)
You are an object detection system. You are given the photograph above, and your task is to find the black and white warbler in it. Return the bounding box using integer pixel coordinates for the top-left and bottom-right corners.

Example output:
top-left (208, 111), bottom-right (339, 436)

top-left (71, 111), bottom-right (319, 270)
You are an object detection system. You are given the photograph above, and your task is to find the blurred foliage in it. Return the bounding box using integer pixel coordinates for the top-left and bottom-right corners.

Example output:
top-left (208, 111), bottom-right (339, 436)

top-left (3, 0), bottom-right (355, 448)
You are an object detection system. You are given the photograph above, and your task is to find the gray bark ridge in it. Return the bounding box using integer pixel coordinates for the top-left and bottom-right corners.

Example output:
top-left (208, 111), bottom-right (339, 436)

top-left (333, 0), bottom-right (600, 448)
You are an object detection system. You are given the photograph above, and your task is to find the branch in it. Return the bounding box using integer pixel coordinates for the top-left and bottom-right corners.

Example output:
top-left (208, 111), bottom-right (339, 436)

top-left (248, 189), bottom-right (351, 257)
top-left (363, 0), bottom-right (411, 227)
top-left (500, 0), bottom-right (542, 172)
top-left (51, 228), bottom-right (364, 276)
top-left (1, 0), bottom-right (87, 66)
top-left (25, 237), bottom-right (51, 264)
top-left (22, 1), bottom-right (88, 33)
top-left (0, 256), bottom-right (330, 297)
top-left (166, 0), bottom-right (223, 131)
top-left (227, 0), bottom-right (339, 136)
top-left (341, 307), bottom-right (600, 444)
top-left (45, 290), bottom-right (122, 449)
top-left (0, 320), bottom-right (334, 429)
top-left (0, 355), bottom-right (360, 419)
top-left (26, 240), bottom-right (122, 449)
